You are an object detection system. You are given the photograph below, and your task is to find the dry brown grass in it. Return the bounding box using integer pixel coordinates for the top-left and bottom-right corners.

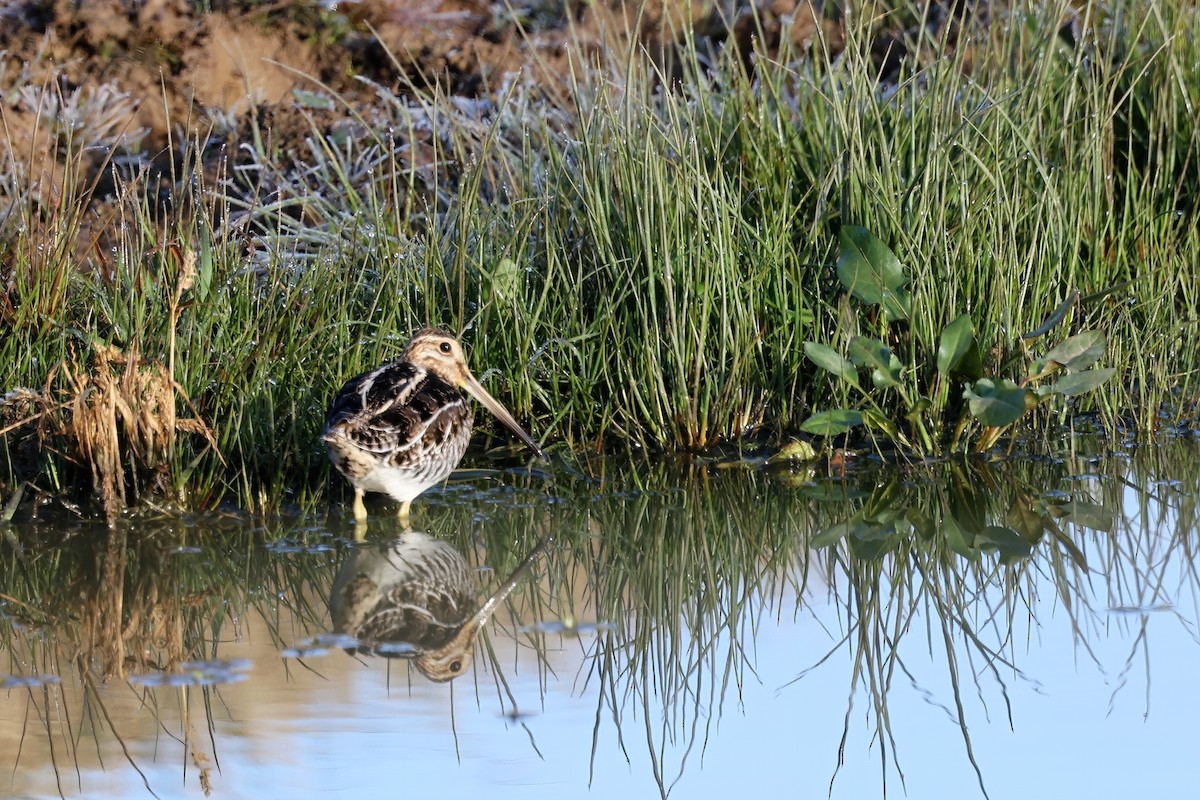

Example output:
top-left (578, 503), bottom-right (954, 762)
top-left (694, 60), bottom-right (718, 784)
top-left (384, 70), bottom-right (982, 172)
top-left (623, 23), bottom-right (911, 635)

top-left (58, 342), bottom-right (219, 521)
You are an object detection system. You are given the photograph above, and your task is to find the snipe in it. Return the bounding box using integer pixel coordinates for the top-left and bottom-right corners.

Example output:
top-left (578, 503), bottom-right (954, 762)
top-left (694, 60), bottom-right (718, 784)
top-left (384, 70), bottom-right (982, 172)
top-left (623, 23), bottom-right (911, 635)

top-left (323, 329), bottom-right (544, 524)
top-left (329, 532), bottom-right (548, 682)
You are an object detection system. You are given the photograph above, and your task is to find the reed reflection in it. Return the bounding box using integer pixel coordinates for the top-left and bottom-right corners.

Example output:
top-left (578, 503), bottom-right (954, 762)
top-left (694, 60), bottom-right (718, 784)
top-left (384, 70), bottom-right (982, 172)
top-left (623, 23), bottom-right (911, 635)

top-left (329, 530), bottom-right (548, 682)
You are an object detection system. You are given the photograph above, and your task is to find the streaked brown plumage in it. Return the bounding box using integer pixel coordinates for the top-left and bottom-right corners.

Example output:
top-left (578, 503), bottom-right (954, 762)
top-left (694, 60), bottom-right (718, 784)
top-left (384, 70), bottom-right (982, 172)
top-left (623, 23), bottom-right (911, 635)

top-left (323, 329), bottom-right (544, 524)
top-left (329, 532), bottom-right (549, 682)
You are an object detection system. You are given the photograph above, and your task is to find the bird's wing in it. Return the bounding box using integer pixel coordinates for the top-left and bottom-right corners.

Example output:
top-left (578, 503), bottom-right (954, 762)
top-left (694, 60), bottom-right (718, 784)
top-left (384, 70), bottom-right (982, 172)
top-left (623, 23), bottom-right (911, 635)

top-left (324, 361), bottom-right (468, 456)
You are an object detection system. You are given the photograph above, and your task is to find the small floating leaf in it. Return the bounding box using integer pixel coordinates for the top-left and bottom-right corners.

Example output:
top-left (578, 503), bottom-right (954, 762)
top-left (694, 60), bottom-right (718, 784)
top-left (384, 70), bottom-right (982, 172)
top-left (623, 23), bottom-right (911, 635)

top-left (768, 439), bottom-right (818, 463)
top-left (1048, 367), bottom-right (1115, 397)
top-left (800, 409), bottom-right (864, 436)
top-left (964, 378), bottom-right (1028, 427)
top-left (937, 314), bottom-right (982, 378)
top-left (804, 342), bottom-right (859, 387)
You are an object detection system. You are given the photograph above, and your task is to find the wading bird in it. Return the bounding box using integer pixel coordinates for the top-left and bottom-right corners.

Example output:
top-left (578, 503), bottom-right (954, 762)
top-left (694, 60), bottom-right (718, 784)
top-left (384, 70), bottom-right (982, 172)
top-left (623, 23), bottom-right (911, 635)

top-left (323, 329), bottom-right (544, 524)
top-left (329, 532), bottom-right (549, 682)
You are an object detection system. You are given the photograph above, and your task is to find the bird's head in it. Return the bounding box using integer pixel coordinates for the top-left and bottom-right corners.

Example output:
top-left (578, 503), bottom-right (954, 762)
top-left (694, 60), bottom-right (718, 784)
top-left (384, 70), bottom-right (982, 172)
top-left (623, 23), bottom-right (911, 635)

top-left (401, 328), bottom-right (546, 459)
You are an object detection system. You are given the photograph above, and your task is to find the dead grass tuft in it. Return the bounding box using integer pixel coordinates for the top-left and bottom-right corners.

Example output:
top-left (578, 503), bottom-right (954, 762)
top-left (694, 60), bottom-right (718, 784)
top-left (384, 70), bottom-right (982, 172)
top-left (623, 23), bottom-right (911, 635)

top-left (58, 342), bottom-right (219, 521)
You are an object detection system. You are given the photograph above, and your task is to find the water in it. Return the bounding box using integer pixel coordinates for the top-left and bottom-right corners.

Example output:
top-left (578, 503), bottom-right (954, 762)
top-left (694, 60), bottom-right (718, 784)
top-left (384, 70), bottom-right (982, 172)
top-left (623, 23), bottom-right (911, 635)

top-left (2, 442), bottom-right (1199, 799)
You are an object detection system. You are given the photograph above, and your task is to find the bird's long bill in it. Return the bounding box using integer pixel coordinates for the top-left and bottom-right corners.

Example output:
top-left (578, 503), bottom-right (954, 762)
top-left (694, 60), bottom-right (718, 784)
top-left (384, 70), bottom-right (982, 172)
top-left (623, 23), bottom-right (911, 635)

top-left (418, 538), bottom-right (550, 682)
top-left (468, 537), bottom-right (551, 631)
top-left (461, 373), bottom-right (547, 459)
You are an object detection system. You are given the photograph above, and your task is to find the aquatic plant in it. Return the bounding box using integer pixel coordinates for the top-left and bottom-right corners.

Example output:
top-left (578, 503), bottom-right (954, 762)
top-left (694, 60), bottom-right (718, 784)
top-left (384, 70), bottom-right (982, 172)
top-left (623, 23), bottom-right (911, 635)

top-left (802, 226), bottom-right (1117, 455)
top-left (2, 1), bottom-right (1199, 512)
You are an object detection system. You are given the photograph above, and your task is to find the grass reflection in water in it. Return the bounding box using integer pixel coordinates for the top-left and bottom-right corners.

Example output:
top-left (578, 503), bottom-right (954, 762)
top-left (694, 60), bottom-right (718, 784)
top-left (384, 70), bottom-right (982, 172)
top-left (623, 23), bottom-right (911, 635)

top-left (1, 441), bottom-right (1197, 798)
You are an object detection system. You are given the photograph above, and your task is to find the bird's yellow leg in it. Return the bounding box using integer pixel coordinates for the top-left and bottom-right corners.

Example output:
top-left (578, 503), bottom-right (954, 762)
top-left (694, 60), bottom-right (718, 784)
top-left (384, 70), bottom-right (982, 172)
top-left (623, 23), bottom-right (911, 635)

top-left (398, 500), bottom-right (412, 530)
top-left (353, 489), bottom-right (367, 522)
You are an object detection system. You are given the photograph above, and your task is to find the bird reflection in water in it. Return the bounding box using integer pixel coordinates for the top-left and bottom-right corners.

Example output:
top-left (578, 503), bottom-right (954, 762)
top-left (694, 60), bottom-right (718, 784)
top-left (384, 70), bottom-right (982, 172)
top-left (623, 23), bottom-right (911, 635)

top-left (329, 532), bottom-right (548, 682)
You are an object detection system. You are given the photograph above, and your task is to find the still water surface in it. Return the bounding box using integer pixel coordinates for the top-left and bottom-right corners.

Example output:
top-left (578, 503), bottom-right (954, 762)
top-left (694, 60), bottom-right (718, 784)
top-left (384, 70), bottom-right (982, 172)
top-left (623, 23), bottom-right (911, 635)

top-left (2, 442), bottom-right (1199, 799)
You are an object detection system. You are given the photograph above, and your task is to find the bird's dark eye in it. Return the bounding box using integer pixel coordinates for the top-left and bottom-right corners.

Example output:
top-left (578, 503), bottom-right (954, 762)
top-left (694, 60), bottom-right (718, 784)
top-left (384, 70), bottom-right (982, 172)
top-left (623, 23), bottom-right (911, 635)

top-left (450, 660), bottom-right (462, 672)
top-left (439, 342), bottom-right (452, 354)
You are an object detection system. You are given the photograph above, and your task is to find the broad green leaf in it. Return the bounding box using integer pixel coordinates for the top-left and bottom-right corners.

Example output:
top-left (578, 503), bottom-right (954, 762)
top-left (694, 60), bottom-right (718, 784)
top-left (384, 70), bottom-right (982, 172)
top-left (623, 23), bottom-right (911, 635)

top-left (1048, 367), bottom-right (1116, 397)
top-left (810, 520), bottom-right (853, 548)
top-left (937, 314), bottom-right (981, 378)
top-left (848, 336), bottom-right (903, 389)
top-left (1024, 358), bottom-right (1061, 383)
top-left (1042, 331), bottom-right (1106, 371)
top-left (975, 525), bottom-right (1034, 564)
top-left (848, 531), bottom-right (902, 560)
top-left (906, 508), bottom-right (937, 541)
top-left (907, 510), bottom-right (936, 542)
top-left (836, 226), bottom-right (910, 321)
top-left (1060, 500), bottom-right (1114, 533)
top-left (845, 517), bottom-right (898, 542)
top-left (804, 342), bottom-right (859, 387)
top-left (879, 288), bottom-right (912, 324)
top-left (800, 409), bottom-right (864, 436)
top-left (964, 378), bottom-right (1028, 427)
top-left (858, 510), bottom-right (903, 537)
top-left (1007, 497), bottom-right (1046, 543)
top-left (942, 514), bottom-right (979, 560)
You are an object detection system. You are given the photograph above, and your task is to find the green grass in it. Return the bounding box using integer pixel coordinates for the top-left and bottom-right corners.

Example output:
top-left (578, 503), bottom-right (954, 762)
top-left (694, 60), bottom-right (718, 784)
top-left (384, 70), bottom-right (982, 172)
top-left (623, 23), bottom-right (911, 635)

top-left (2, 0), bottom-right (1199, 511)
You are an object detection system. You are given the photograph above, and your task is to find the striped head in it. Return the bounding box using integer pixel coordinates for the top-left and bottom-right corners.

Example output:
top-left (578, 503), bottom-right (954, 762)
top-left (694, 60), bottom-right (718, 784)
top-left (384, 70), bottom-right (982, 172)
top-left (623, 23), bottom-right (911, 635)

top-left (401, 329), bottom-right (473, 388)
top-left (400, 329), bottom-right (546, 459)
